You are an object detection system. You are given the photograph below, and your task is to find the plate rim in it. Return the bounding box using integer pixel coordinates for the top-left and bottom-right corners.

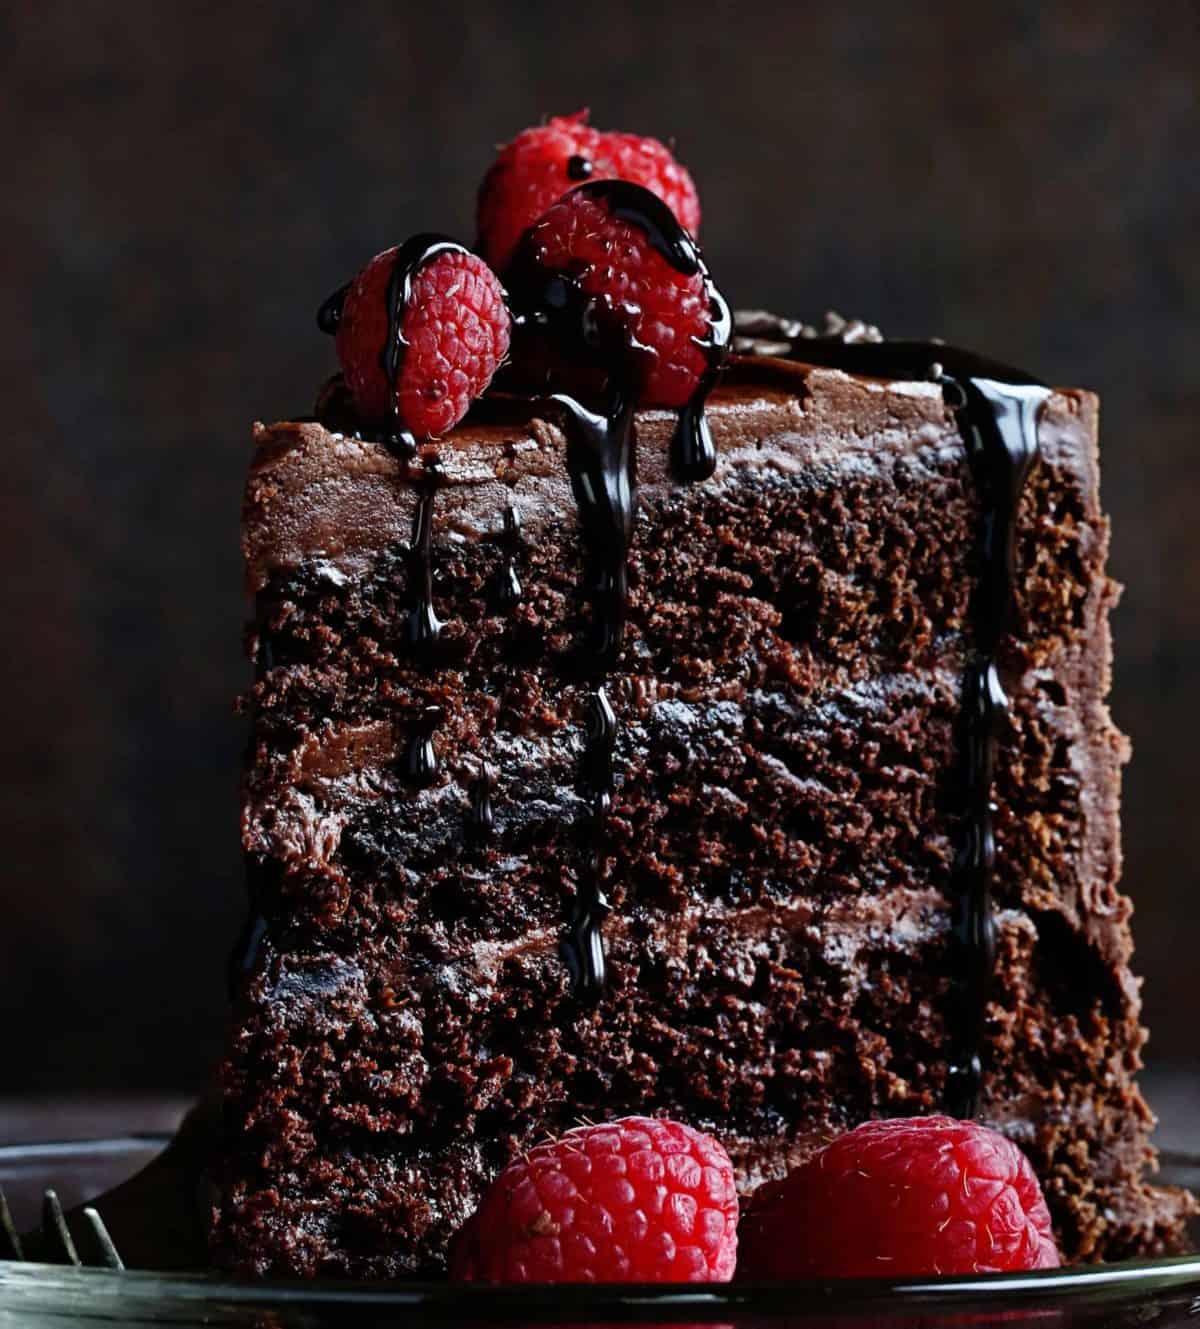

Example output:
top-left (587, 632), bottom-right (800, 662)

top-left (1, 1134), bottom-right (1197, 1317)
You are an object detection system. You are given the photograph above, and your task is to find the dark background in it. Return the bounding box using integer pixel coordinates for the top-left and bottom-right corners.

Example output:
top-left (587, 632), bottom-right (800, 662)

top-left (1, 1), bottom-right (1196, 1091)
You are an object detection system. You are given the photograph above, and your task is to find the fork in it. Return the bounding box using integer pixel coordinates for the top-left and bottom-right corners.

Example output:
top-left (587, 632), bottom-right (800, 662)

top-left (0, 1184), bottom-right (124, 1269)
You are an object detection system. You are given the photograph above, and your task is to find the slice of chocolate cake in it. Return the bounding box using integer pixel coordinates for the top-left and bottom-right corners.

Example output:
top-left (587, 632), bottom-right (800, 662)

top-left (212, 309), bottom-right (1194, 1278)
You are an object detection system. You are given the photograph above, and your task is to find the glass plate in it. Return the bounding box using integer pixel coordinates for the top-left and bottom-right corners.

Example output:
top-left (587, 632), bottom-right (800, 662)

top-left (1, 1136), bottom-right (1197, 1328)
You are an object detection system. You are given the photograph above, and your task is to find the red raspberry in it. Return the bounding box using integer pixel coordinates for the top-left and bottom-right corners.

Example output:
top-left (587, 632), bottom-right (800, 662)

top-left (738, 1117), bottom-right (1060, 1280)
top-left (478, 110), bottom-right (701, 271)
top-left (333, 240), bottom-right (510, 438)
top-left (507, 183), bottom-right (722, 409)
top-left (449, 1116), bottom-right (739, 1283)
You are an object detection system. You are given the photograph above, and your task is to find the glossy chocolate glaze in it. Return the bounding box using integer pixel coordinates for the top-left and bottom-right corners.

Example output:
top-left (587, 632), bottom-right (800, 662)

top-left (545, 384), bottom-right (635, 992)
top-left (738, 315), bottom-right (1048, 1118)
top-left (566, 688), bottom-right (617, 994)
top-left (673, 288), bottom-right (732, 482)
top-left (547, 389), bottom-right (639, 667)
top-left (316, 283), bottom-right (349, 335)
top-left (944, 376), bottom-right (1047, 1117)
top-left (492, 504), bottom-right (523, 611)
top-left (406, 484), bottom-right (443, 648)
top-left (403, 705), bottom-right (443, 786)
top-left (467, 763), bottom-right (496, 841)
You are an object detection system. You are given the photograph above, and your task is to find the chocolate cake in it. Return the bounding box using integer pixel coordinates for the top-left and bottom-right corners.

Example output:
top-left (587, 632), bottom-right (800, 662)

top-left (211, 295), bottom-right (1194, 1277)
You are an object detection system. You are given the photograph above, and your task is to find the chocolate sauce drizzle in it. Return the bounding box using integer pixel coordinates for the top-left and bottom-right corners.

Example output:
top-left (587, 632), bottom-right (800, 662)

top-left (674, 291), bottom-right (732, 481)
top-left (324, 246), bottom-right (446, 783)
top-left (548, 387), bottom-right (635, 993)
top-left (468, 762), bottom-right (496, 840)
top-left (566, 688), bottom-right (616, 994)
top-left (400, 485), bottom-right (446, 784)
top-left (407, 485), bottom-right (443, 648)
top-left (317, 234), bottom-right (468, 457)
top-left (941, 374), bottom-right (1046, 1119)
top-left (551, 388), bottom-right (639, 665)
top-left (743, 319), bottom-right (1049, 1118)
top-left (493, 504), bottom-right (524, 610)
top-left (317, 284), bottom-right (349, 335)
top-left (506, 181), bottom-right (731, 996)
top-left (403, 705), bottom-right (443, 786)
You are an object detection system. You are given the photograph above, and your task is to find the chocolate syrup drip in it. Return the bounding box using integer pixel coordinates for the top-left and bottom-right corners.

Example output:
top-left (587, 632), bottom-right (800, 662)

top-left (317, 234), bottom-right (467, 457)
top-left (407, 485), bottom-right (443, 647)
top-left (381, 235), bottom-right (462, 403)
top-left (468, 762), bottom-right (496, 840)
top-left (399, 485), bottom-right (445, 785)
top-left (741, 319), bottom-right (1048, 1117)
top-left (942, 375), bottom-right (1047, 1118)
top-left (556, 183), bottom-right (732, 484)
top-left (746, 333), bottom-right (1041, 395)
top-left (546, 387), bottom-right (634, 993)
top-left (583, 179), bottom-right (701, 271)
top-left (551, 388), bottom-right (638, 664)
top-left (588, 182), bottom-right (731, 480)
top-left (506, 180), bottom-right (729, 655)
top-left (565, 688), bottom-right (616, 994)
top-left (403, 705), bottom-right (443, 786)
top-left (674, 289), bottom-right (732, 482)
top-left (319, 254), bottom-right (454, 808)
top-left (493, 504), bottom-right (523, 609)
top-left (505, 181), bottom-right (731, 996)
top-left (317, 283), bottom-right (349, 335)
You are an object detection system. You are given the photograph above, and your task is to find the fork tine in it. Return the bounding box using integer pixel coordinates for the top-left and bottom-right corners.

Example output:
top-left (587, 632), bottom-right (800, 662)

top-left (42, 1190), bottom-right (81, 1267)
top-left (0, 1185), bottom-right (23, 1260)
top-left (82, 1207), bottom-right (124, 1270)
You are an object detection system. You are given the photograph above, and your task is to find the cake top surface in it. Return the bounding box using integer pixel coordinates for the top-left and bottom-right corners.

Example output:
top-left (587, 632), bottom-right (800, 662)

top-left (243, 342), bottom-right (1093, 595)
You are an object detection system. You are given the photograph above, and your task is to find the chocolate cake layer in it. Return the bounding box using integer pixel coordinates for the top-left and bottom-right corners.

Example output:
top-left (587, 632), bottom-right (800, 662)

top-left (213, 355), bottom-right (1194, 1277)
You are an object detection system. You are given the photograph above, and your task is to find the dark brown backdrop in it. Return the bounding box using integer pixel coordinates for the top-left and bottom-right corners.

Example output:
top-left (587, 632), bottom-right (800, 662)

top-left (1, 1), bottom-right (1197, 1090)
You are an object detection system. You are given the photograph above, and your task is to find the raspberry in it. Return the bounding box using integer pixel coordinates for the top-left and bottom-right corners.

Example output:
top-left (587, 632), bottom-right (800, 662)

top-left (506, 182), bottom-right (724, 409)
top-left (449, 1116), bottom-right (739, 1283)
top-left (478, 110), bottom-right (701, 271)
top-left (738, 1117), bottom-right (1060, 1280)
top-left (331, 238), bottom-right (510, 438)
